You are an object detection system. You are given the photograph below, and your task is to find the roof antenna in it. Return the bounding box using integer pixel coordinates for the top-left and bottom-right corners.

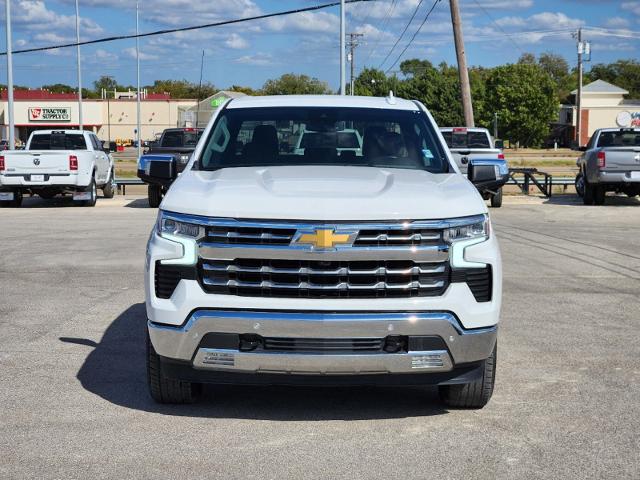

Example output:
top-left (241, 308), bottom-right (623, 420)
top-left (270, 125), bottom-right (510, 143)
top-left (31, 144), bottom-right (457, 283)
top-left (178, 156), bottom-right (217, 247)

top-left (386, 90), bottom-right (396, 105)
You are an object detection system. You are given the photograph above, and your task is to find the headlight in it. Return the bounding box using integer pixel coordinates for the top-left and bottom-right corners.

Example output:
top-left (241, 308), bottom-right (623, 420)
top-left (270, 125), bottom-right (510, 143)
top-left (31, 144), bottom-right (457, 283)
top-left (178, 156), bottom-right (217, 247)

top-left (443, 216), bottom-right (489, 243)
top-left (180, 154), bottom-right (190, 163)
top-left (157, 211), bottom-right (200, 238)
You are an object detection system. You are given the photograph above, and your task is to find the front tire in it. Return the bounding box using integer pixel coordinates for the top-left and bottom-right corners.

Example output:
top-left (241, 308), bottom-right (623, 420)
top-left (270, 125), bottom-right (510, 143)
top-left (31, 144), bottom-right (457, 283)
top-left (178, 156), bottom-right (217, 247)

top-left (147, 330), bottom-right (199, 404)
top-left (490, 188), bottom-right (503, 208)
top-left (439, 345), bottom-right (496, 409)
top-left (575, 173), bottom-right (584, 198)
top-left (148, 184), bottom-right (162, 208)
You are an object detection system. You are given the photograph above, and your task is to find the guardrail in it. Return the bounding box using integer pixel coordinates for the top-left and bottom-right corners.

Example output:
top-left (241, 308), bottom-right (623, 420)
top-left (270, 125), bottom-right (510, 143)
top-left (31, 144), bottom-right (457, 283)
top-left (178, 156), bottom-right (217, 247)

top-left (116, 178), bottom-right (144, 195)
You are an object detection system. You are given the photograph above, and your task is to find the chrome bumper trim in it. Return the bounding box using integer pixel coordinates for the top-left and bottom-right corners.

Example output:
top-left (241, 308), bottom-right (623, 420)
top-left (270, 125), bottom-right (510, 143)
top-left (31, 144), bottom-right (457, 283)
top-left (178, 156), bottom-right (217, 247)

top-left (192, 348), bottom-right (453, 374)
top-left (148, 310), bottom-right (497, 369)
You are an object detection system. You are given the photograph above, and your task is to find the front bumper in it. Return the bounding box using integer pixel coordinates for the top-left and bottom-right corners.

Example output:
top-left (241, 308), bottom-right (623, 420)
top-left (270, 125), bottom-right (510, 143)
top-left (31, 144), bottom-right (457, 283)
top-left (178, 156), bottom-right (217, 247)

top-left (149, 310), bottom-right (497, 378)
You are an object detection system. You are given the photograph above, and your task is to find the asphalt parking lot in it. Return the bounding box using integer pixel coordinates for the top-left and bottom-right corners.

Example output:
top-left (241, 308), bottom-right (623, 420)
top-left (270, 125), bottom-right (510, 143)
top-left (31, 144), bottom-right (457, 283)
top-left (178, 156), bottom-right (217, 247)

top-left (1, 194), bottom-right (639, 479)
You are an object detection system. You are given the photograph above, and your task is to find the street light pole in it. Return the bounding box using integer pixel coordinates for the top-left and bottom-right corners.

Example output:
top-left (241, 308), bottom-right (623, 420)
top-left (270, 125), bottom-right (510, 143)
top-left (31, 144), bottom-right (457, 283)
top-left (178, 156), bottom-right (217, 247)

top-left (136, 1), bottom-right (141, 160)
top-left (339, 0), bottom-right (346, 95)
top-left (5, 0), bottom-right (15, 148)
top-left (75, 0), bottom-right (83, 131)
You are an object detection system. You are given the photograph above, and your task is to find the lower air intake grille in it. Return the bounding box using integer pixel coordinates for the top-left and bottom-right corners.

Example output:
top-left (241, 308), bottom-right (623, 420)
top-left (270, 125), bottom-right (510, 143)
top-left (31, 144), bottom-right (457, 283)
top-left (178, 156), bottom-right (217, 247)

top-left (451, 266), bottom-right (492, 302)
top-left (263, 337), bottom-right (384, 353)
top-left (154, 262), bottom-right (197, 299)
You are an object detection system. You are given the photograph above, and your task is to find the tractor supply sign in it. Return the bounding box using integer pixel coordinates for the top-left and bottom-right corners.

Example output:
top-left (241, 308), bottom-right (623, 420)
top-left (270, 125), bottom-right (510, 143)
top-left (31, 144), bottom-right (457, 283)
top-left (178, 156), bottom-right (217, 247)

top-left (29, 107), bottom-right (71, 122)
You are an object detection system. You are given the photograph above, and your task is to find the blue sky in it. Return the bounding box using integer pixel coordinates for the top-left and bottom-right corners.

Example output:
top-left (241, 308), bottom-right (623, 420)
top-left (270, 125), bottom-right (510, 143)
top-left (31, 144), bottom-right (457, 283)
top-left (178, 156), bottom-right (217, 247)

top-left (1, 0), bottom-right (639, 91)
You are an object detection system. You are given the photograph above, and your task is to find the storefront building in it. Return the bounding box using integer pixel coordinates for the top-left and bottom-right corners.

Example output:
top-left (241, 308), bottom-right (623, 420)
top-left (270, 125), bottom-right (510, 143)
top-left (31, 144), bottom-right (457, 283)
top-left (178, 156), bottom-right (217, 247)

top-left (559, 79), bottom-right (640, 146)
top-left (0, 90), bottom-right (197, 144)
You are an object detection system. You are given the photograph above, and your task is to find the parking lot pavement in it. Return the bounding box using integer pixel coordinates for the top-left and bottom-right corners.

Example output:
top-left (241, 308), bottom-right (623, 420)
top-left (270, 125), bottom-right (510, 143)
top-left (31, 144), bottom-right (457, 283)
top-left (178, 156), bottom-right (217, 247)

top-left (1, 194), bottom-right (639, 479)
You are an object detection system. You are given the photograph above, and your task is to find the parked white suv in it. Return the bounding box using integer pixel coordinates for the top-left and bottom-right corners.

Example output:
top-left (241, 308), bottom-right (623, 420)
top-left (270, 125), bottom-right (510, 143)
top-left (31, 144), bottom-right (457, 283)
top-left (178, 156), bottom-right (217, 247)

top-left (0, 130), bottom-right (115, 207)
top-left (145, 95), bottom-right (503, 408)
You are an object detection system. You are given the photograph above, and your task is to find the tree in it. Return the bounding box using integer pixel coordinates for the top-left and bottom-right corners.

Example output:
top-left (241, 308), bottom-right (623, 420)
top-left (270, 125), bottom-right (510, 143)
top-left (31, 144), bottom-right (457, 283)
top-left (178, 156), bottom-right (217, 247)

top-left (396, 61), bottom-right (464, 126)
top-left (93, 75), bottom-right (119, 93)
top-left (484, 63), bottom-right (558, 147)
top-left (517, 53), bottom-right (536, 65)
top-left (589, 60), bottom-right (640, 99)
top-left (537, 52), bottom-right (572, 102)
top-left (399, 59), bottom-right (433, 78)
top-left (145, 79), bottom-right (217, 99)
top-left (42, 83), bottom-right (75, 94)
top-left (260, 73), bottom-right (331, 95)
top-left (353, 68), bottom-right (398, 97)
top-left (228, 85), bottom-right (257, 96)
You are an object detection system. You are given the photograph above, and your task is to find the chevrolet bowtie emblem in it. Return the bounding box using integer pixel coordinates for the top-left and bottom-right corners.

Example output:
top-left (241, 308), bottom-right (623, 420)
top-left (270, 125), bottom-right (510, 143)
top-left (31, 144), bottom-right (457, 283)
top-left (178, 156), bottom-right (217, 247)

top-left (294, 228), bottom-right (357, 249)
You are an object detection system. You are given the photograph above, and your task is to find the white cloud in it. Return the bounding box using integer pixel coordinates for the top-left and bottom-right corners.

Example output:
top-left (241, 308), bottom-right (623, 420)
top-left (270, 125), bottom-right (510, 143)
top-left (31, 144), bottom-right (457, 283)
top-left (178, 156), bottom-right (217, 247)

top-left (604, 16), bottom-right (631, 28)
top-left (495, 12), bottom-right (584, 30)
top-left (234, 52), bottom-right (275, 66)
top-left (122, 47), bottom-right (159, 61)
top-left (14, 1), bottom-right (103, 36)
top-left (225, 33), bottom-right (249, 49)
top-left (621, 2), bottom-right (640, 16)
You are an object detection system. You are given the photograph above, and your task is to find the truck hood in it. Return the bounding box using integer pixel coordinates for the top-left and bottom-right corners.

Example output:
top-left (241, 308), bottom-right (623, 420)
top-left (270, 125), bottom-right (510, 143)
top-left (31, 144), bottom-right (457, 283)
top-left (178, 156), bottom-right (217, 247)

top-left (161, 166), bottom-right (486, 220)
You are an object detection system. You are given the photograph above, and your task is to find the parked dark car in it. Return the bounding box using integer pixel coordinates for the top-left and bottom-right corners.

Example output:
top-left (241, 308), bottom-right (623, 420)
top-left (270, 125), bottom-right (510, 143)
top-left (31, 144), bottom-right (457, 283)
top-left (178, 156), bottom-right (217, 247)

top-left (137, 128), bottom-right (204, 207)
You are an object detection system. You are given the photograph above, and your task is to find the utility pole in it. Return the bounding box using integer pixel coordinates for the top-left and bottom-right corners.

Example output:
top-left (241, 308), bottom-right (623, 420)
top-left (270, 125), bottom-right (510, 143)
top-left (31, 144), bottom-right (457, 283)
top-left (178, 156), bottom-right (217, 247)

top-left (576, 27), bottom-right (582, 147)
top-left (5, 0), bottom-right (15, 148)
top-left (340, 0), bottom-right (346, 95)
top-left (136, 1), bottom-right (141, 159)
top-left (493, 112), bottom-right (498, 139)
top-left (75, 0), bottom-right (83, 131)
top-left (347, 33), bottom-right (364, 96)
top-left (449, 0), bottom-right (474, 127)
top-left (195, 50), bottom-right (204, 130)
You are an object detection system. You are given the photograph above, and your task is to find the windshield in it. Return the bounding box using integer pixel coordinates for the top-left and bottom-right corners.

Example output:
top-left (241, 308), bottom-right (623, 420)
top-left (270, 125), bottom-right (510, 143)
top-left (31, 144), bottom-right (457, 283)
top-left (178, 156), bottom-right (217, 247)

top-left (597, 131), bottom-right (640, 148)
top-left (199, 107), bottom-right (449, 173)
top-left (441, 130), bottom-right (491, 149)
top-left (29, 133), bottom-right (88, 150)
top-left (160, 130), bottom-right (203, 148)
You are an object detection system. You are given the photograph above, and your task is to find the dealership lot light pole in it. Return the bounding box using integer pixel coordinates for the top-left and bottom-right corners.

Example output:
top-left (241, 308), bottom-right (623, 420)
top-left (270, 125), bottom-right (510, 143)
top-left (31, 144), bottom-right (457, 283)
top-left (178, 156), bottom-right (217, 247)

top-left (340, 0), bottom-right (345, 95)
top-left (136, 1), bottom-right (141, 159)
top-left (5, 0), bottom-right (15, 148)
top-left (75, 0), bottom-right (83, 130)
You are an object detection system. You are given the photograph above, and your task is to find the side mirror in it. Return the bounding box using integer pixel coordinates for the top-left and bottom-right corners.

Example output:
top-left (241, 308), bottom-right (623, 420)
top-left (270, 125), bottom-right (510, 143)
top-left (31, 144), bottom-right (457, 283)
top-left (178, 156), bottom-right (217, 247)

top-left (494, 139), bottom-right (504, 149)
top-left (577, 146), bottom-right (587, 152)
top-left (138, 154), bottom-right (176, 180)
top-left (468, 158), bottom-right (509, 189)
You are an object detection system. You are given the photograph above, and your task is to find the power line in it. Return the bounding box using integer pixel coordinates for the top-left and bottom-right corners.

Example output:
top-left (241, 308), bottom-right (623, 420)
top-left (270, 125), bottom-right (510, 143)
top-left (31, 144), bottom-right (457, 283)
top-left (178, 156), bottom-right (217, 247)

top-left (377, 0), bottom-right (426, 70)
top-left (471, 0), bottom-right (523, 53)
top-left (384, 0), bottom-right (441, 73)
top-left (0, 0), bottom-right (373, 56)
top-left (362, 0), bottom-right (398, 67)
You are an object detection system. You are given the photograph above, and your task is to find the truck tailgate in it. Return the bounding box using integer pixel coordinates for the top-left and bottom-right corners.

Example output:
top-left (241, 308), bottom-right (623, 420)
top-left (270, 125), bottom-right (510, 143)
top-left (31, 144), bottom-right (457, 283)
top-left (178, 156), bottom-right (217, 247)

top-left (3, 150), bottom-right (73, 174)
top-left (602, 147), bottom-right (640, 171)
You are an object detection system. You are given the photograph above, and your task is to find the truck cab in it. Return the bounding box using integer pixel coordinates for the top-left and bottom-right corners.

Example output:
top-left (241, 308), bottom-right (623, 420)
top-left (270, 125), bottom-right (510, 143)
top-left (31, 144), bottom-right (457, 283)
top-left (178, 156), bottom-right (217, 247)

top-left (144, 95), bottom-right (503, 409)
top-left (138, 127), bottom-right (204, 207)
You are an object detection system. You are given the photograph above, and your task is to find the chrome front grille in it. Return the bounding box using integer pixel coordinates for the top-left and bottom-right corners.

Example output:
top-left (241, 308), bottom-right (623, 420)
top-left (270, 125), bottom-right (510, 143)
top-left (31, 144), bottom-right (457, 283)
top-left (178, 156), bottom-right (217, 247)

top-left (354, 229), bottom-right (442, 247)
top-left (206, 226), bottom-right (296, 245)
top-left (199, 259), bottom-right (449, 298)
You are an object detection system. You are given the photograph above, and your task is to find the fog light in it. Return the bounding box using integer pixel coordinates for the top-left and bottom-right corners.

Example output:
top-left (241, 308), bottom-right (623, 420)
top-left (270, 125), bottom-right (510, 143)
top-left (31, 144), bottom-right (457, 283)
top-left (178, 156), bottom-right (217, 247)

top-left (384, 335), bottom-right (407, 353)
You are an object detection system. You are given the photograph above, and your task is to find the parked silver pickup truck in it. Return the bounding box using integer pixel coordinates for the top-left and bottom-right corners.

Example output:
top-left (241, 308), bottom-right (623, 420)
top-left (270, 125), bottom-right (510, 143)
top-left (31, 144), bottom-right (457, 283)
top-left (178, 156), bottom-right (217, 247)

top-left (576, 128), bottom-right (640, 205)
top-left (440, 127), bottom-right (507, 208)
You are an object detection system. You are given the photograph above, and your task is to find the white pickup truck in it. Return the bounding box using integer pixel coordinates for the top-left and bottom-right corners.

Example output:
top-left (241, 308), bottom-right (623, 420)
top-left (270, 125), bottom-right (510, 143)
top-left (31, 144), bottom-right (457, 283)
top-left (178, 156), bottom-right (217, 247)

top-left (0, 130), bottom-right (115, 207)
top-left (144, 95), bottom-right (503, 409)
top-left (440, 127), bottom-right (507, 207)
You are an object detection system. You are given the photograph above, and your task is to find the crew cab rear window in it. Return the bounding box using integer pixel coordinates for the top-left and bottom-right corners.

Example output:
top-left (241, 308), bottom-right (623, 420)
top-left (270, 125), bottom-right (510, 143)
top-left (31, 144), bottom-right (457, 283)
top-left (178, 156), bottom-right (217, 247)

top-left (200, 107), bottom-right (449, 174)
top-left (160, 130), bottom-right (203, 148)
top-left (29, 133), bottom-right (88, 150)
top-left (597, 131), bottom-right (640, 148)
top-left (441, 130), bottom-right (491, 149)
